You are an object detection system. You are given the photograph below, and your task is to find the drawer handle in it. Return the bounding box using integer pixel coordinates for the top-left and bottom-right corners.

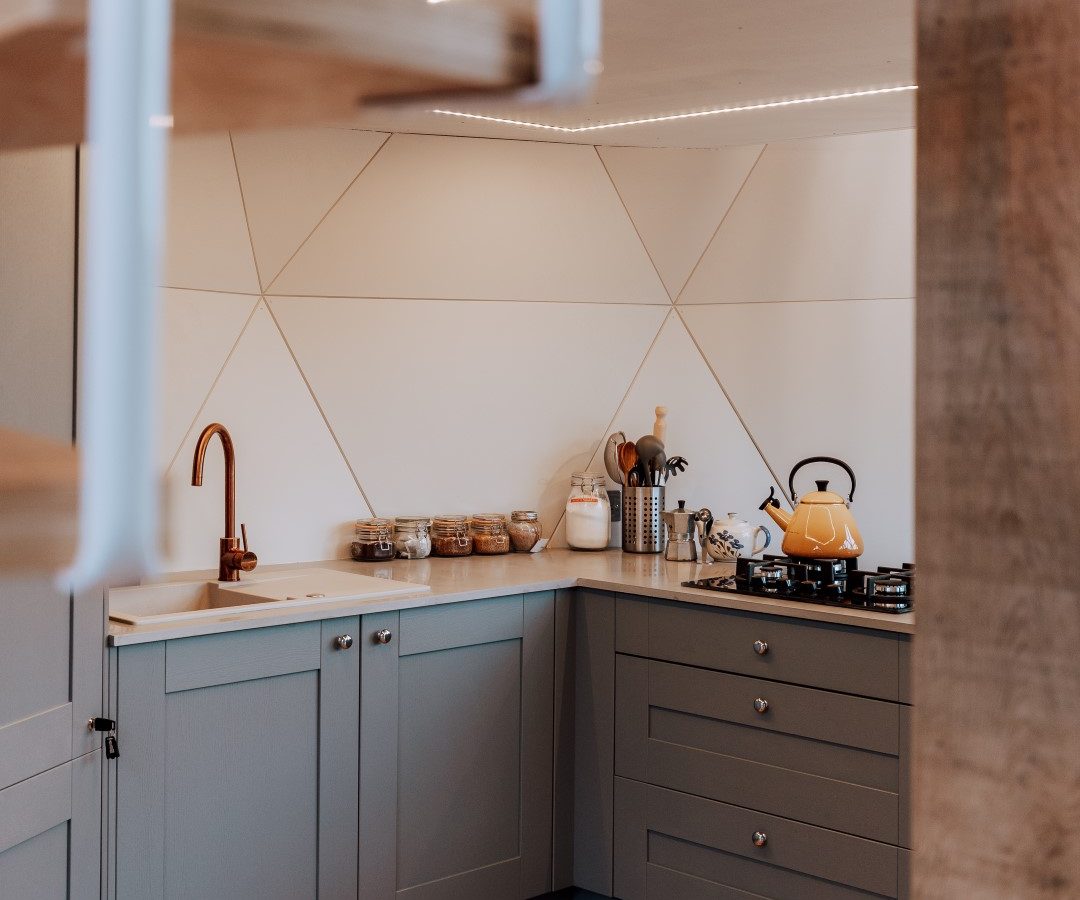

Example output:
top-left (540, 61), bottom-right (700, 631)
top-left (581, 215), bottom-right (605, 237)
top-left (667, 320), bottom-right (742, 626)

top-left (753, 831), bottom-right (768, 848)
top-left (335, 634), bottom-right (354, 650)
top-left (753, 639), bottom-right (769, 656)
top-left (753, 697), bottom-right (769, 714)
top-left (373, 629), bottom-right (393, 645)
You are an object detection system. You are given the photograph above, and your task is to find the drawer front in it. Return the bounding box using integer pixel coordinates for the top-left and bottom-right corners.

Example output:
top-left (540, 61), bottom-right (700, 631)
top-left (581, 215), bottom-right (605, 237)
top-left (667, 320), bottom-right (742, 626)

top-left (616, 595), bottom-right (900, 700)
top-left (616, 655), bottom-right (902, 844)
top-left (614, 777), bottom-right (899, 900)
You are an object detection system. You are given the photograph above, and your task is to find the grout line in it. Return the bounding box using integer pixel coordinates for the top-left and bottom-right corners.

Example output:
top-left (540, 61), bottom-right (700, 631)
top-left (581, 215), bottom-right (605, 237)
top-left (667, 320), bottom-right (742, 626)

top-left (265, 293), bottom-right (669, 307)
top-left (547, 308), bottom-right (672, 543)
top-left (262, 132), bottom-right (393, 294)
top-left (680, 295), bottom-right (915, 306)
top-left (229, 132), bottom-right (265, 292)
top-left (262, 297), bottom-right (379, 516)
top-left (674, 306), bottom-right (791, 506)
top-left (593, 145), bottom-right (673, 304)
top-left (162, 297), bottom-right (262, 476)
top-left (159, 286), bottom-right (263, 297)
top-left (672, 143), bottom-right (768, 305)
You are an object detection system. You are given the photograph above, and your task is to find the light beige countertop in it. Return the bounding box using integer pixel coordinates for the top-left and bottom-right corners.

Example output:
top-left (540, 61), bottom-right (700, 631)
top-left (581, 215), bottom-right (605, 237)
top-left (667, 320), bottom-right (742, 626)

top-left (107, 549), bottom-right (915, 645)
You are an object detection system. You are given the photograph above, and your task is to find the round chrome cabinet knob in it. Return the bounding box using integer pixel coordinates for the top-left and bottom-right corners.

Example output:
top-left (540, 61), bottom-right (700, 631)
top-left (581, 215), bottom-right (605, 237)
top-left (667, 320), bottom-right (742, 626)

top-left (753, 831), bottom-right (768, 847)
top-left (335, 635), bottom-right (353, 650)
top-left (373, 629), bottom-right (393, 645)
top-left (753, 697), bottom-right (769, 714)
top-left (753, 639), bottom-right (769, 656)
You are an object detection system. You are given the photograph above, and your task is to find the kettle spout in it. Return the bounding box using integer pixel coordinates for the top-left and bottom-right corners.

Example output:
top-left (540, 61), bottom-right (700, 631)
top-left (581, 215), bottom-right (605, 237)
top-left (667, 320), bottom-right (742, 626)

top-left (758, 486), bottom-right (792, 532)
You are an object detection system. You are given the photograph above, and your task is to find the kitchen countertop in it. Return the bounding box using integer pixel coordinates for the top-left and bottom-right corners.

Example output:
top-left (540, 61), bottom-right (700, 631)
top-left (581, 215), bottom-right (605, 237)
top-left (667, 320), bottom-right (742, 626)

top-left (107, 549), bottom-right (915, 645)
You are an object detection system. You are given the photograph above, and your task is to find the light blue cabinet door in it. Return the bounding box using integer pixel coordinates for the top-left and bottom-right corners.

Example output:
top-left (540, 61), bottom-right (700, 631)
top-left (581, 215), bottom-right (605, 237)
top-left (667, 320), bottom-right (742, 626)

top-left (359, 593), bottom-right (555, 900)
top-left (113, 618), bottom-right (360, 900)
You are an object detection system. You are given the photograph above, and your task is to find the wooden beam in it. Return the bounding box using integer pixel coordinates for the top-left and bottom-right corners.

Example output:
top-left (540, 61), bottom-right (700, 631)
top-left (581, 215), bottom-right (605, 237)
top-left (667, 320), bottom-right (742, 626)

top-left (0, 429), bottom-right (78, 573)
top-left (0, 0), bottom-right (537, 150)
top-left (915, 1), bottom-right (1080, 895)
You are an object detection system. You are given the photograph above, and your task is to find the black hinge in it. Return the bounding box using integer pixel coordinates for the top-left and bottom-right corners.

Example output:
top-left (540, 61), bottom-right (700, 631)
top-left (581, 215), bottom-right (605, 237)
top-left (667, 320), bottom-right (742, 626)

top-left (90, 717), bottom-right (120, 759)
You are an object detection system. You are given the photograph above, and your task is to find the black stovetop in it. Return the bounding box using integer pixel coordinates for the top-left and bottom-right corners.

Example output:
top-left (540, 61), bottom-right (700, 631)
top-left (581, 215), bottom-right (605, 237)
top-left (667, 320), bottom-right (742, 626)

top-left (683, 555), bottom-right (914, 614)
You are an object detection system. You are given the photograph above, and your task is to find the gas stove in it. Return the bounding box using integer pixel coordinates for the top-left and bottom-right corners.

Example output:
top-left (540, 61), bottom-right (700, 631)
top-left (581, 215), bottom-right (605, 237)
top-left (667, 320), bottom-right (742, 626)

top-left (683, 555), bottom-right (914, 614)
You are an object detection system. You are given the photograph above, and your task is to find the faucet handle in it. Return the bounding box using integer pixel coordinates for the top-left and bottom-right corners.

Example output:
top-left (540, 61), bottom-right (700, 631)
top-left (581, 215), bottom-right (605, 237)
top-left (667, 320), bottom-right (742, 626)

top-left (241, 522), bottom-right (249, 551)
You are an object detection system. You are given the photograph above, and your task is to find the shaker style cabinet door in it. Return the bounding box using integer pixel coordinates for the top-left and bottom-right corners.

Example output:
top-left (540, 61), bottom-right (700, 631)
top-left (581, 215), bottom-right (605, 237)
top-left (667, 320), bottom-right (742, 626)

top-left (359, 593), bottom-right (555, 900)
top-left (112, 618), bottom-right (360, 900)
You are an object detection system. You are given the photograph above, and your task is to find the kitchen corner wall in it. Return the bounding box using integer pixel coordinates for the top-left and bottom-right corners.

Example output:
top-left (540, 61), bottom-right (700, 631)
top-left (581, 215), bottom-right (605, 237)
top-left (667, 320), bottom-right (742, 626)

top-left (148, 126), bottom-right (913, 572)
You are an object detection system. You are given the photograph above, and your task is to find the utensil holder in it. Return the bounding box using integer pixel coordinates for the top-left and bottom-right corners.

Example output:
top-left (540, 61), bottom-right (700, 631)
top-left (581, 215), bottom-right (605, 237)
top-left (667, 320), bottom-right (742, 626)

top-left (622, 486), bottom-right (665, 553)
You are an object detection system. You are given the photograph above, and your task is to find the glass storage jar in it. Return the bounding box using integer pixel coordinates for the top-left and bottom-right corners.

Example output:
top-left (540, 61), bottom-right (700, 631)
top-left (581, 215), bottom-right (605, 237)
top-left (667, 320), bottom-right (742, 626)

top-left (470, 514), bottom-right (511, 555)
top-left (393, 516), bottom-right (432, 559)
top-left (508, 510), bottom-right (543, 552)
top-left (431, 515), bottom-right (474, 557)
top-left (351, 517), bottom-right (395, 561)
top-left (565, 473), bottom-right (611, 550)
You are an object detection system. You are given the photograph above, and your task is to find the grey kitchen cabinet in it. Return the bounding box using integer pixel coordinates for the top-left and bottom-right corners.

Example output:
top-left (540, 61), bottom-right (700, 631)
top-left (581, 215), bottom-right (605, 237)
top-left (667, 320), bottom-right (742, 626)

top-left (111, 617), bottom-right (360, 900)
top-left (359, 593), bottom-right (555, 900)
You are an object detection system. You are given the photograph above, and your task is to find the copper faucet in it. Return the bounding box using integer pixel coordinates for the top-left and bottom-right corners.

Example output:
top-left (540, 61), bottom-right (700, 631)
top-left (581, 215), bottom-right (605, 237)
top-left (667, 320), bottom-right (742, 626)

top-left (191, 423), bottom-right (257, 581)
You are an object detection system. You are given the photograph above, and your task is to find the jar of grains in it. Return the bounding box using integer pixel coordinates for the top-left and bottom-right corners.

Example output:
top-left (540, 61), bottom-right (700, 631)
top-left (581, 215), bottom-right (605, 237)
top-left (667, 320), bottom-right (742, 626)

top-left (393, 516), bottom-right (432, 559)
top-left (470, 514), bottom-right (511, 555)
top-left (431, 516), bottom-right (474, 557)
top-left (351, 518), bottom-right (395, 561)
top-left (565, 473), bottom-right (611, 550)
top-left (508, 510), bottom-right (543, 552)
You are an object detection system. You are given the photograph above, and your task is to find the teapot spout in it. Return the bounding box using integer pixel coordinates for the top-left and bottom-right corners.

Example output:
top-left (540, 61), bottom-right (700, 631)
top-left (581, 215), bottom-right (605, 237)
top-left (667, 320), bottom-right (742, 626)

top-left (759, 487), bottom-right (792, 532)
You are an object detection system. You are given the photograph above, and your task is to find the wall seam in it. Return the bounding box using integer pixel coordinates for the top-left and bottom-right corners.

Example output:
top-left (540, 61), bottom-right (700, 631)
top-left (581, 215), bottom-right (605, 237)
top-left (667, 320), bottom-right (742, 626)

top-left (592, 146), bottom-right (673, 304)
top-left (262, 131), bottom-right (393, 293)
top-left (673, 143), bottom-right (768, 304)
top-left (261, 297), bottom-right (379, 516)
top-left (228, 132), bottom-right (265, 293)
top-left (264, 293), bottom-right (669, 306)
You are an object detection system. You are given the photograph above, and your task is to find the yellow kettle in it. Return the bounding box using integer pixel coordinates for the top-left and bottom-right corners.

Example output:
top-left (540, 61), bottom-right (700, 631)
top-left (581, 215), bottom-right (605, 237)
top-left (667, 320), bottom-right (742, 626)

top-left (759, 457), bottom-right (864, 559)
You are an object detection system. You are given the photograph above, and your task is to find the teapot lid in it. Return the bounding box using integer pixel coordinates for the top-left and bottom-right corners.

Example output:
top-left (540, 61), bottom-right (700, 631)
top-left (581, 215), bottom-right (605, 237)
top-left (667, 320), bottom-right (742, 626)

top-left (799, 479), bottom-right (845, 504)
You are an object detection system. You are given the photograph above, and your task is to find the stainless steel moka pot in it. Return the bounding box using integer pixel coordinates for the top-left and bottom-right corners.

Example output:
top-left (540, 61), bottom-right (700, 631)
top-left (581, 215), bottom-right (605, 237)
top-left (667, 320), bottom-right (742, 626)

top-left (661, 500), bottom-right (699, 562)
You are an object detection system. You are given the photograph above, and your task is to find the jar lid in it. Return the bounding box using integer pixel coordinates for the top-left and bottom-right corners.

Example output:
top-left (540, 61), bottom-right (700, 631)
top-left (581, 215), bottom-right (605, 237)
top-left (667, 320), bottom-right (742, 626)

top-left (470, 513), bottom-right (507, 525)
top-left (571, 472), bottom-right (605, 485)
top-left (432, 515), bottom-right (469, 532)
top-left (355, 517), bottom-right (392, 537)
top-left (394, 516), bottom-right (432, 528)
top-left (511, 510), bottom-right (539, 521)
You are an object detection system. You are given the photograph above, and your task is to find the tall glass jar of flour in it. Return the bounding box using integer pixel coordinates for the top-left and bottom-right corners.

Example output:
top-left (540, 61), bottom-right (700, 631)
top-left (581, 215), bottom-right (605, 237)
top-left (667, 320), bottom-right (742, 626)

top-left (565, 473), bottom-right (611, 550)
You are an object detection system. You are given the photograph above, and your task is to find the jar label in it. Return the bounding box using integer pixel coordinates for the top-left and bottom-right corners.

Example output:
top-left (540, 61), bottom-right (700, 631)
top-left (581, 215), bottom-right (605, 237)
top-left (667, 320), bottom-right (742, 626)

top-left (570, 496), bottom-right (600, 503)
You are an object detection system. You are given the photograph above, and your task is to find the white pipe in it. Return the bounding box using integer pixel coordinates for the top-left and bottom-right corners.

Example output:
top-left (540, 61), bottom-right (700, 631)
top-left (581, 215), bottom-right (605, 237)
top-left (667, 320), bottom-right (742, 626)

top-left (67, 0), bottom-right (172, 589)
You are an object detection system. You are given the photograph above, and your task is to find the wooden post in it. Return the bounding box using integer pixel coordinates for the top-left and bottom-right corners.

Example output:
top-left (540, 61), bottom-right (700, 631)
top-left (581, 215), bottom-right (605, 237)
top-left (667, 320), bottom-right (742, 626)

top-left (916, 1), bottom-right (1080, 896)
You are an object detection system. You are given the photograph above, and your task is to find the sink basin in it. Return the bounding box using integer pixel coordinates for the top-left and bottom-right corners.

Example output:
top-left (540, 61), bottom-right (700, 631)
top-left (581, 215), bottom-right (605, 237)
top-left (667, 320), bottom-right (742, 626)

top-left (109, 567), bottom-right (429, 625)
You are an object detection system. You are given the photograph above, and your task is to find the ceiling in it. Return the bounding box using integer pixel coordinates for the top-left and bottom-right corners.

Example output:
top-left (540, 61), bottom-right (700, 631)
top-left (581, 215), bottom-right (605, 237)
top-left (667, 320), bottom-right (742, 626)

top-left (354, 0), bottom-right (915, 148)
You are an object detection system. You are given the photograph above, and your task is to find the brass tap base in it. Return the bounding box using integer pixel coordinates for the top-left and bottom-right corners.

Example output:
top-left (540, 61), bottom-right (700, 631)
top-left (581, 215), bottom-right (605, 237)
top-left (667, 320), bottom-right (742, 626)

top-left (219, 536), bottom-right (242, 582)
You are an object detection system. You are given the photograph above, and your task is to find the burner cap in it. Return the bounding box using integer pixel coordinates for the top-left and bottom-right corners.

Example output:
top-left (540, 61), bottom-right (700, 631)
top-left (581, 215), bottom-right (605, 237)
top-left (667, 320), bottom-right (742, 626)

top-left (758, 565), bottom-right (787, 581)
top-left (871, 577), bottom-right (908, 596)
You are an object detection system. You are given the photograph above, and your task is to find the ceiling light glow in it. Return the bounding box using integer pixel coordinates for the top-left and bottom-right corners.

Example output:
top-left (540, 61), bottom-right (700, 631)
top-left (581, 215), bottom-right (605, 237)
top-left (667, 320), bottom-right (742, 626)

top-left (432, 84), bottom-right (917, 133)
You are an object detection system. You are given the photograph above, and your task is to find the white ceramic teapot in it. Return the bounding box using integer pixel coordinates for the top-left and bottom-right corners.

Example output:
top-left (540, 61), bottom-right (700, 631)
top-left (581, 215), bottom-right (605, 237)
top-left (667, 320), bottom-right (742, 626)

top-left (700, 511), bottom-right (772, 562)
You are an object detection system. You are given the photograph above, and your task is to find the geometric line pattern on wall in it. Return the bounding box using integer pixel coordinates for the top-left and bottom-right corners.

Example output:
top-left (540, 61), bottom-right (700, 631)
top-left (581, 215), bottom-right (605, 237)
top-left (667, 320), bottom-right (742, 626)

top-left (598, 143), bottom-right (764, 301)
top-left (680, 129), bottom-right (916, 304)
top-left (154, 126), bottom-right (915, 567)
top-left (231, 127), bottom-right (390, 291)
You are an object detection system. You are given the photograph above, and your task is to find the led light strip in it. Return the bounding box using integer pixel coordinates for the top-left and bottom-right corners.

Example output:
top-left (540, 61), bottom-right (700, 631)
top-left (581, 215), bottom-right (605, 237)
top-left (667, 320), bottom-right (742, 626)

top-left (432, 84), bottom-right (917, 133)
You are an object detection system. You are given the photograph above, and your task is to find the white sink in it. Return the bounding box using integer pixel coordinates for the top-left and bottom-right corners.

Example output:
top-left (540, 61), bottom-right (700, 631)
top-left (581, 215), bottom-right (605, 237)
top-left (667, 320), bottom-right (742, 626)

top-left (108, 567), bottom-right (429, 625)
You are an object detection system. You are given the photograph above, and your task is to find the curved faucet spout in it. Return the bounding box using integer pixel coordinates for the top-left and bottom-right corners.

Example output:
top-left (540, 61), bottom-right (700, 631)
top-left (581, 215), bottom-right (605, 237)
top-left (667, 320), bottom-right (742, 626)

top-left (191, 423), bottom-right (236, 540)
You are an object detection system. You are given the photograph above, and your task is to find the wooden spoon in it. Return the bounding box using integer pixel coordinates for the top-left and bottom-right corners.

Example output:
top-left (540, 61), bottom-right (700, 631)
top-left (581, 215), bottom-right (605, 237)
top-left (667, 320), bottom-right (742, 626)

top-left (618, 440), bottom-right (638, 485)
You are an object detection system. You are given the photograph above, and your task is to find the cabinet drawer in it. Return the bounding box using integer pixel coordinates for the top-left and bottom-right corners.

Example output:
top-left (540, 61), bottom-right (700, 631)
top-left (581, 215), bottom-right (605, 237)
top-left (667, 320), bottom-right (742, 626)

top-left (614, 778), bottom-right (899, 899)
top-left (617, 595), bottom-right (900, 700)
top-left (616, 655), bottom-right (902, 843)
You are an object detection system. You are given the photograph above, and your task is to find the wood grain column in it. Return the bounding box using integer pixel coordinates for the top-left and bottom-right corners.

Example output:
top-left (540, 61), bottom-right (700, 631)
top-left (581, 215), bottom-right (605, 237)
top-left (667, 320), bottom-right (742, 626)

top-left (916, 1), bottom-right (1080, 896)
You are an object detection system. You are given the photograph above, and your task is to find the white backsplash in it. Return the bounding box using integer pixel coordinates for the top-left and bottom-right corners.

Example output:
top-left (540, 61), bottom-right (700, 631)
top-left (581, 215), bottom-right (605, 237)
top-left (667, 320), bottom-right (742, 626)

top-left (148, 126), bottom-right (914, 571)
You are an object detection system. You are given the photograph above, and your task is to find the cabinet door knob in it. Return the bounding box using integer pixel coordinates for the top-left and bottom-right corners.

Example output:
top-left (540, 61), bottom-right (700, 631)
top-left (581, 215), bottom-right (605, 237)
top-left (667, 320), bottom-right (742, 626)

top-left (373, 629), bottom-right (393, 645)
top-left (753, 697), bottom-right (769, 714)
top-left (753, 831), bottom-right (768, 847)
top-left (753, 639), bottom-right (769, 656)
top-left (335, 634), bottom-right (354, 650)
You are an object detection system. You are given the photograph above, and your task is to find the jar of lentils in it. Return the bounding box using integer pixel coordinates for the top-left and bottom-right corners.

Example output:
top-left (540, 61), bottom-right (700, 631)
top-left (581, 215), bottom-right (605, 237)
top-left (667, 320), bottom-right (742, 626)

top-left (508, 510), bottom-right (543, 552)
top-left (393, 516), bottom-right (432, 559)
top-left (351, 518), bottom-right (395, 561)
top-left (431, 515), bottom-right (474, 557)
top-left (470, 514), bottom-right (511, 555)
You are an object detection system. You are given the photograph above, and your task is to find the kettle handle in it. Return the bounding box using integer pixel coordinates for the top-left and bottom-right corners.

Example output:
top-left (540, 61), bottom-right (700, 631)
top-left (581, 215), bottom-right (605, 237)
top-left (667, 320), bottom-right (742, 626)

top-left (788, 456), bottom-right (856, 503)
